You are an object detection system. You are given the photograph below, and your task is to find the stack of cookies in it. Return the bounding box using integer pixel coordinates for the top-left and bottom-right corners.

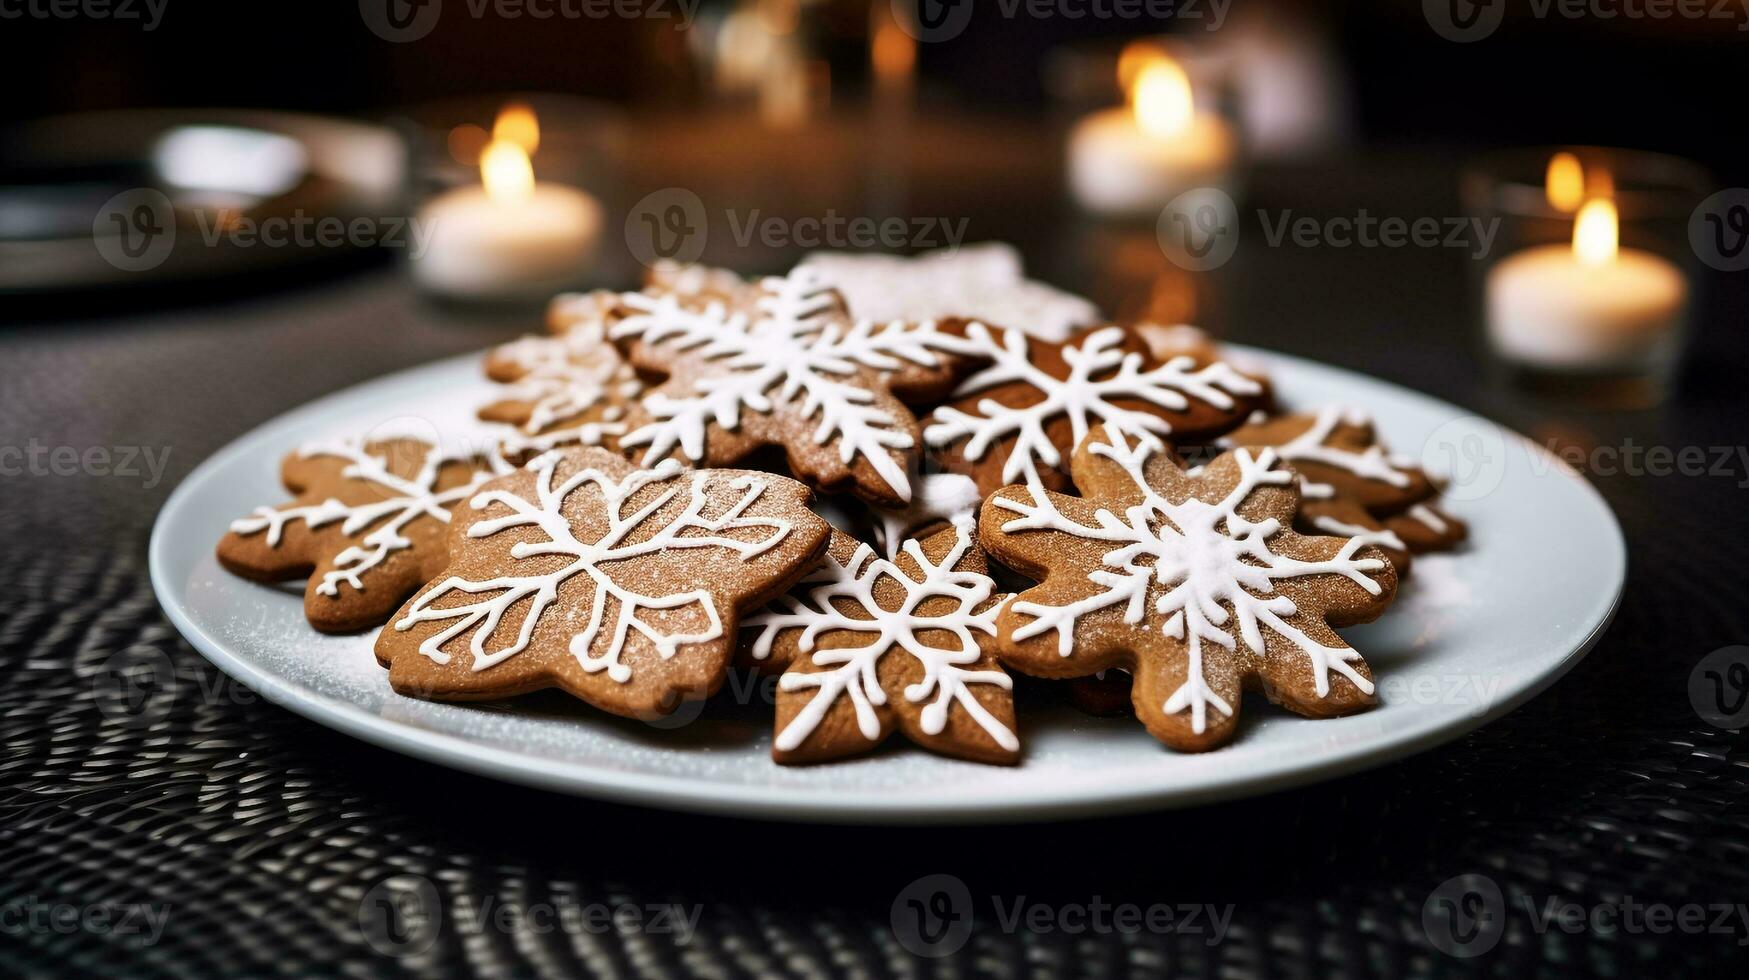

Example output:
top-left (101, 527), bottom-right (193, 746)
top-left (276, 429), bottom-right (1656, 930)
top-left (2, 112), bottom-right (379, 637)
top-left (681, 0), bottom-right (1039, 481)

top-left (215, 248), bottom-right (1466, 765)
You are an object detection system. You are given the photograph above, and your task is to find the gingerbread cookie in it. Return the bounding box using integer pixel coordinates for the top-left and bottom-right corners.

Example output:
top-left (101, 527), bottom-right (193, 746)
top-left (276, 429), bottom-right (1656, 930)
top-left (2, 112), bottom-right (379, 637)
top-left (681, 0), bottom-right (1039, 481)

top-left (980, 425), bottom-right (1397, 751)
top-left (742, 519), bottom-right (1017, 764)
top-left (801, 243), bottom-right (1102, 343)
top-left (479, 295), bottom-right (641, 439)
top-left (218, 439), bottom-right (498, 633)
top-left (924, 323), bottom-right (1264, 496)
top-left (1384, 502), bottom-right (1468, 554)
top-left (376, 447), bottom-right (830, 718)
top-left (610, 265), bottom-right (981, 507)
top-left (1220, 407), bottom-right (1452, 572)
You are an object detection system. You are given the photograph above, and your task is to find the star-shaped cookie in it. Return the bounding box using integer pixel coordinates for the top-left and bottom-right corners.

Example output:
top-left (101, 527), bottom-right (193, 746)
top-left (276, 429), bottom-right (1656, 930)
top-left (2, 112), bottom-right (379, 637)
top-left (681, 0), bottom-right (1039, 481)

top-left (980, 424), bottom-right (1398, 751)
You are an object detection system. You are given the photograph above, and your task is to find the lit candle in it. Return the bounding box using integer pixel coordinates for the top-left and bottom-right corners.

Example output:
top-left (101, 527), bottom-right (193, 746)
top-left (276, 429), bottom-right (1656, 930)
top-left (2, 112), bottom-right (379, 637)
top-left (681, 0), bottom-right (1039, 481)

top-left (1068, 52), bottom-right (1236, 217)
top-left (1487, 194), bottom-right (1687, 369)
top-left (413, 105), bottom-right (602, 300)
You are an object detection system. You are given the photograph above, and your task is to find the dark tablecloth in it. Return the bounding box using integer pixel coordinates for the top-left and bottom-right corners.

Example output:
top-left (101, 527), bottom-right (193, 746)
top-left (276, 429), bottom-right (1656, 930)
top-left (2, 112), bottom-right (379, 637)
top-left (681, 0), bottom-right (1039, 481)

top-left (4, 156), bottom-right (1748, 978)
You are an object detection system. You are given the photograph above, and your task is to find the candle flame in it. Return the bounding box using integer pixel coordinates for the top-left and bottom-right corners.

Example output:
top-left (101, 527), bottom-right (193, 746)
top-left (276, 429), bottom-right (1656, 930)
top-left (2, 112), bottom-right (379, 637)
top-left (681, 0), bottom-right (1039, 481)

top-left (481, 140), bottom-right (535, 203)
top-left (492, 103), bottom-right (540, 155)
top-left (1545, 152), bottom-right (1584, 213)
top-left (1573, 198), bottom-right (1618, 267)
top-left (1131, 59), bottom-right (1194, 139)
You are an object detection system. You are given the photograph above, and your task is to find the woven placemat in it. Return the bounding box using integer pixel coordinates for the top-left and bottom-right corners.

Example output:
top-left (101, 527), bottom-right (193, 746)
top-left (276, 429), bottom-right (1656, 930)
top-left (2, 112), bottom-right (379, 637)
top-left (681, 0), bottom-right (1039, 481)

top-left (3, 275), bottom-right (1746, 978)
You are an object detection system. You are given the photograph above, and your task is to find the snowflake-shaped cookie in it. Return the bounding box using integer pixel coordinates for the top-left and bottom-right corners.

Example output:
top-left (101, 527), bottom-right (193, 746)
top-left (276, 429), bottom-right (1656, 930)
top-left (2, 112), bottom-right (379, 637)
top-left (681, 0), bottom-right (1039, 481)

top-left (609, 265), bottom-right (981, 507)
top-left (924, 323), bottom-right (1264, 496)
top-left (742, 519), bottom-right (1017, 764)
top-left (980, 424), bottom-right (1398, 751)
top-left (218, 439), bottom-right (497, 632)
top-left (800, 242), bottom-right (1102, 342)
top-left (376, 447), bottom-right (830, 718)
top-left (1221, 407), bottom-right (1460, 571)
top-left (479, 292), bottom-right (642, 438)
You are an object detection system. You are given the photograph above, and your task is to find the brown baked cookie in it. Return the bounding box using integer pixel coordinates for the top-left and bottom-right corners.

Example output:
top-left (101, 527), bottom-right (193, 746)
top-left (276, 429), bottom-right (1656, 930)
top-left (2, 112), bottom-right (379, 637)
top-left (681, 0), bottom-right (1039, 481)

top-left (1131, 322), bottom-right (1276, 412)
top-left (1220, 406), bottom-right (1452, 572)
top-left (609, 264), bottom-right (982, 507)
top-left (376, 447), bottom-right (830, 719)
top-left (923, 323), bottom-right (1264, 496)
top-left (1384, 503), bottom-right (1469, 554)
top-left (979, 424), bottom-right (1398, 752)
top-left (741, 520), bottom-right (1018, 765)
top-left (218, 439), bottom-right (498, 633)
top-left (479, 293), bottom-right (641, 440)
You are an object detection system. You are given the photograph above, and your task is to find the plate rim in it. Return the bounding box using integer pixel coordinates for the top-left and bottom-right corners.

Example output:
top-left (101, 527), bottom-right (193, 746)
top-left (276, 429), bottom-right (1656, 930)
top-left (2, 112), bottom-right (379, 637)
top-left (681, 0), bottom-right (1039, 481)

top-left (149, 345), bottom-right (1627, 824)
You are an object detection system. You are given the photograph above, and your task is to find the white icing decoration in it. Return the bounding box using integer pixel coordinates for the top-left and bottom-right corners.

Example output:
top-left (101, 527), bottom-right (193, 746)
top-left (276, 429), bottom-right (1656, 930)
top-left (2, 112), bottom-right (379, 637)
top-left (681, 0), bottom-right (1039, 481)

top-left (924, 324), bottom-right (1262, 488)
top-left (1224, 406), bottom-right (1413, 488)
top-left (393, 454), bottom-right (794, 682)
top-left (1311, 515), bottom-right (1407, 554)
top-left (745, 518), bottom-right (1016, 752)
top-left (994, 428), bottom-right (1386, 734)
top-left (611, 266), bottom-right (980, 502)
top-left (230, 441), bottom-right (490, 597)
top-left (870, 473), bottom-right (984, 559)
top-left (492, 322), bottom-right (640, 434)
top-left (1407, 503), bottom-right (1449, 533)
top-left (799, 243), bottom-right (1101, 343)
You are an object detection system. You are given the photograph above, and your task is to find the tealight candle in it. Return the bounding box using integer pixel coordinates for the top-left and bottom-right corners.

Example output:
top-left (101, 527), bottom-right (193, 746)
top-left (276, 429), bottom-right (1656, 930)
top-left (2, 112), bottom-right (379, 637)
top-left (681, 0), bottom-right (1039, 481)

top-left (1486, 197), bottom-right (1687, 370)
top-left (413, 106), bottom-right (601, 300)
top-left (1068, 54), bottom-right (1235, 217)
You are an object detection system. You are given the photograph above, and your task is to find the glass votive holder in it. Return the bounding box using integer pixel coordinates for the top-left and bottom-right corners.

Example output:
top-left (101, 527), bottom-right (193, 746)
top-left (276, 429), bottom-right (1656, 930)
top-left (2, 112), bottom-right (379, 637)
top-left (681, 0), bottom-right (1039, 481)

top-left (400, 94), bottom-right (628, 305)
top-left (1462, 146), bottom-right (1709, 407)
top-left (1054, 36), bottom-right (1246, 221)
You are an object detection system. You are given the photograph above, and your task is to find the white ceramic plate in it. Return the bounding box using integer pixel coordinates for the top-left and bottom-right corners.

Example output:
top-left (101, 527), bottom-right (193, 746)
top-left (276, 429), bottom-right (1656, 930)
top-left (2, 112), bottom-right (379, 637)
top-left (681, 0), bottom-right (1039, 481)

top-left (150, 347), bottom-right (1625, 823)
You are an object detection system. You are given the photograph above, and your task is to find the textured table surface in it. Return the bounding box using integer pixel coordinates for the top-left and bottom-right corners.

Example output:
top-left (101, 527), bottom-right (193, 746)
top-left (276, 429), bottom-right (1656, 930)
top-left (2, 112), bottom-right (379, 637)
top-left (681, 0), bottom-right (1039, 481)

top-left (3, 157), bottom-right (1748, 978)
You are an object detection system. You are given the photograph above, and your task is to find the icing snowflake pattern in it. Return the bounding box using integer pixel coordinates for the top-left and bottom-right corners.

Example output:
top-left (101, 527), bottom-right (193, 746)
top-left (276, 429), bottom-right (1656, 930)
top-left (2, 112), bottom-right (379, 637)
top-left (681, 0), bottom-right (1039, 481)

top-left (990, 427), bottom-right (1390, 740)
top-left (230, 440), bottom-right (489, 598)
top-left (925, 324), bottom-right (1261, 488)
top-left (392, 453), bottom-right (796, 683)
top-left (745, 519), bottom-right (1017, 759)
top-left (611, 266), bottom-right (979, 502)
top-left (485, 323), bottom-right (640, 436)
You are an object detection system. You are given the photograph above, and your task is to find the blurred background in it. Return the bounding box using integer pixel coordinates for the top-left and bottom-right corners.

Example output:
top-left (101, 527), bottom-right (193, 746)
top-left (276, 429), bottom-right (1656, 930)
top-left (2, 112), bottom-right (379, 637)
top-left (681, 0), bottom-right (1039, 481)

top-left (2, 0), bottom-right (1745, 405)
